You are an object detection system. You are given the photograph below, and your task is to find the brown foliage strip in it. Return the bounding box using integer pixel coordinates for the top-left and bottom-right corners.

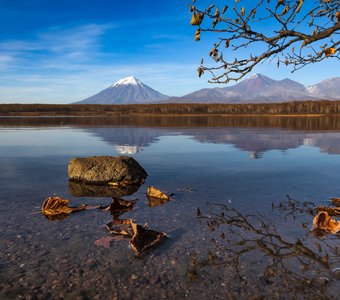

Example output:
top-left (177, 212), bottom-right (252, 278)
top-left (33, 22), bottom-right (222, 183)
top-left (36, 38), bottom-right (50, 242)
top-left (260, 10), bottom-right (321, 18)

top-left (3, 101), bottom-right (340, 116)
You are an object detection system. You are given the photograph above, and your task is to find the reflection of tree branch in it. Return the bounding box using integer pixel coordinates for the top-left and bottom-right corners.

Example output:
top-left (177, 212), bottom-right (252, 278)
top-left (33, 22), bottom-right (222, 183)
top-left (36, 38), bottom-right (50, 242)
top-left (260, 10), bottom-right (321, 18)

top-left (194, 200), bottom-right (339, 297)
top-left (273, 194), bottom-right (316, 218)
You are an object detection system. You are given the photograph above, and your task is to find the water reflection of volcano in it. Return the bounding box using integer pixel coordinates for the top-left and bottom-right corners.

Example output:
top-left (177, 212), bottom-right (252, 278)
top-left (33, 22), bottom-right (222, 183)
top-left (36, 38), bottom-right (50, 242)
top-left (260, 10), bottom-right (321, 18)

top-left (87, 128), bottom-right (165, 150)
top-left (190, 128), bottom-right (306, 159)
top-left (303, 133), bottom-right (340, 155)
top-left (85, 127), bottom-right (340, 159)
top-left (115, 145), bottom-right (141, 154)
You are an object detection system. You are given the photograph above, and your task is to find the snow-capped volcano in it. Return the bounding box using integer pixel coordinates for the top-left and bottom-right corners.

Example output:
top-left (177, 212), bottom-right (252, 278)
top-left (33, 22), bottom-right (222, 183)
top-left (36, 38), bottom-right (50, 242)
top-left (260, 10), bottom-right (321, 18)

top-left (112, 76), bottom-right (143, 88)
top-left (76, 76), bottom-right (169, 104)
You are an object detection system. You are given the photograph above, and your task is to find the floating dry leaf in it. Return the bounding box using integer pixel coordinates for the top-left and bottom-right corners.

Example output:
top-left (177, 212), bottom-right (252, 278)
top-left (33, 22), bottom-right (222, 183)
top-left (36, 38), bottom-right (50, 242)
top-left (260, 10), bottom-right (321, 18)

top-left (41, 197), bottom-right (87, 218)
top-left (129, 222), bottom-right (168, 256)
top-left (147, 186), bottom-right (170, 200)
top-left (313, 211), bottom-right (340, 234)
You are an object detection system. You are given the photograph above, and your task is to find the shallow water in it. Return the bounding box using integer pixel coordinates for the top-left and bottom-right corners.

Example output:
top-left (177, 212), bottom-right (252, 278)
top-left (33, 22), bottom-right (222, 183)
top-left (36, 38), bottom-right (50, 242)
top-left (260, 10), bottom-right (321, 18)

top-left (0, 116), bottom-right (340, 299)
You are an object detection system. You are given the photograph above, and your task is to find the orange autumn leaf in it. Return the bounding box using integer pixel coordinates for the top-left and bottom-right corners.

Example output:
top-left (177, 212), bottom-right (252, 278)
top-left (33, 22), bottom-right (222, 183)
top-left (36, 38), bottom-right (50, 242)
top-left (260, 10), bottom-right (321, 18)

top-left (336, 12), bottom-right (340, 23)
top-left (324, 47), bottom-right (336, 57)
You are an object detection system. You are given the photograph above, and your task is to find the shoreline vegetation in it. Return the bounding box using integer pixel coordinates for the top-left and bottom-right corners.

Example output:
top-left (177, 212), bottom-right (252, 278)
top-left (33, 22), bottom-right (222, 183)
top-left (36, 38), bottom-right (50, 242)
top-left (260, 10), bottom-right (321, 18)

top-left (2, 101), bottom-right (340, 116)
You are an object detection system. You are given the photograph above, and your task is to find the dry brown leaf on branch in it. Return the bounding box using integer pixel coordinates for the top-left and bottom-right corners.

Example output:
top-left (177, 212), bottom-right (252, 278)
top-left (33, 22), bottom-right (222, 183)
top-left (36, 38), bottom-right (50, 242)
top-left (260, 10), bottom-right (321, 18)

top-left (281, 4), bottom-right (289, 16)
top-left (41, 197), bottom-right (89, 219)
top-left (129, 222), bottom-right (168, 256)
top-left (324, 47), bottom-right (336, 57)
top-left (313, 211), bottom-right (340, 234)
top-left (295, 0), bottom-right (303, 13)
top-left (197, 67), bottom-right (204, 77)
top-left (190, 12), bottom-right (204, 26)
top-left (241, 6), bottom-right (245, 17)
top-left (147, 186), bottom-right (171, 200)
top-left (194, 29), bottom-right (201, 41)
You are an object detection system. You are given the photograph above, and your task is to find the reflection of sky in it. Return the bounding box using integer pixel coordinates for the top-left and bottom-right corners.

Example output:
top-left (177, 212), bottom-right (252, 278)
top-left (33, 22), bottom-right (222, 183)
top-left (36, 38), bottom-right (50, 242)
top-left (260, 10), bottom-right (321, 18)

top-left (2, 125), bottom-right (340, 214)
top-left (0, 128), bottom-right (110, 157)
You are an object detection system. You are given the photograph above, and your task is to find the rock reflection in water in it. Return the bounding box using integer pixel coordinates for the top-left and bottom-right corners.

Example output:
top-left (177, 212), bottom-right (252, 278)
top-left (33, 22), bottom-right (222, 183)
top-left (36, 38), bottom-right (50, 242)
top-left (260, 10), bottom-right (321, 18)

top-left (194, 200), bottom-right (340, 298)
top-left (69, 181), bottom-right (142, 198)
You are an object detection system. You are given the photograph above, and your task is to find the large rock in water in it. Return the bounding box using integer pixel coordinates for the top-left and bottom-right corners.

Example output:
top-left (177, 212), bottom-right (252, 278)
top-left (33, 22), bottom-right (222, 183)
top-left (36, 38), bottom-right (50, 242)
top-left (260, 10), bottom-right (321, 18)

top-left (68, 156), bottom-right (147, 185)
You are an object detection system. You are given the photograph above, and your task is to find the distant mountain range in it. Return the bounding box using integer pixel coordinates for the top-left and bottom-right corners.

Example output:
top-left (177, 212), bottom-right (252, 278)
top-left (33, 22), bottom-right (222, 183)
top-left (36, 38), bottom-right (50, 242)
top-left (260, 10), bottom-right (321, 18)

top-left (75, 75), bottom-right (340, 104)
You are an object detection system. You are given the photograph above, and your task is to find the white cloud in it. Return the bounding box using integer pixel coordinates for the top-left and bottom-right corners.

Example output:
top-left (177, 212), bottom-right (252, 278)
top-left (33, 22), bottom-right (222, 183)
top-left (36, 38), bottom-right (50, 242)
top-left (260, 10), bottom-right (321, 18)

top-left (0, 61), bottom-right (205, 103)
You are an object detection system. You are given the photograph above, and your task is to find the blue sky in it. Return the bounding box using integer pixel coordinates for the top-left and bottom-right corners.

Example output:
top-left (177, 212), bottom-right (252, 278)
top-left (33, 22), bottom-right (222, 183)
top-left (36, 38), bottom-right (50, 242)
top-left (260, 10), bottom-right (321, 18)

top-left (0, 0), bottom-right (339, 103)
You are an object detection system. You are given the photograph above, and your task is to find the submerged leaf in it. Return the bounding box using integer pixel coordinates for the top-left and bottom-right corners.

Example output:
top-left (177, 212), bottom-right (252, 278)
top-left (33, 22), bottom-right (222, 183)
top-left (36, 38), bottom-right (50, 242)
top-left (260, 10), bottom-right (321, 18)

top-left (106, 219), bottom-right (133, 236)
top-left (129, 221), bottom-right (168, 256)
top-left (95, 236), bottom-right (115, 248)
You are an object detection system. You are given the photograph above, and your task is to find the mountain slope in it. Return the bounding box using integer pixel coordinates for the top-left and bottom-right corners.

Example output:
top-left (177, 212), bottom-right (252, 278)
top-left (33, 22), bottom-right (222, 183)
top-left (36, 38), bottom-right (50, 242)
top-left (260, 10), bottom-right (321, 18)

top-left (307, 77), bottom-right (340, 100)
top-left (76, 76), bottom-right (169, 104)
top-left (171, 74), bottom-right (314, 103)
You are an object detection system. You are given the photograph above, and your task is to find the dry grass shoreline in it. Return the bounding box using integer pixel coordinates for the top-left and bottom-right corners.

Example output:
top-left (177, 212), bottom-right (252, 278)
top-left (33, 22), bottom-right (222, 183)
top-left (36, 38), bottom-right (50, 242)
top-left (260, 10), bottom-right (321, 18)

top-left (1, 101), bottom-right (340, 116)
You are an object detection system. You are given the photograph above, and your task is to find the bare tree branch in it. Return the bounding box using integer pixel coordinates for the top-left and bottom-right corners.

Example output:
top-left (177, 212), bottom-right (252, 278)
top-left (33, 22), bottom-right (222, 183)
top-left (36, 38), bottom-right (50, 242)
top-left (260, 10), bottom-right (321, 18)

top-left (189, 0), bottom-right (340, 83)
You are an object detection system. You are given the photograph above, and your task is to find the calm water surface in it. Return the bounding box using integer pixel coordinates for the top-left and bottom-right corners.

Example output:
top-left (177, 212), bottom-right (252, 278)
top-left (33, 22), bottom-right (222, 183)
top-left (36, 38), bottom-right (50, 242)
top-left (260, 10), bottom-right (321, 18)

top-left (0, 116), bottom-right (340, 299)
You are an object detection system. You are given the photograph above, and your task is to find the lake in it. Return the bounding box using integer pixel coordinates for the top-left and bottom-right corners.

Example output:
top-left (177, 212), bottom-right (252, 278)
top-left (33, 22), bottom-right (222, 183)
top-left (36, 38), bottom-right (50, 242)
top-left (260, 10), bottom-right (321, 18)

top-left (1, 116), bottom-right (340, 299)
